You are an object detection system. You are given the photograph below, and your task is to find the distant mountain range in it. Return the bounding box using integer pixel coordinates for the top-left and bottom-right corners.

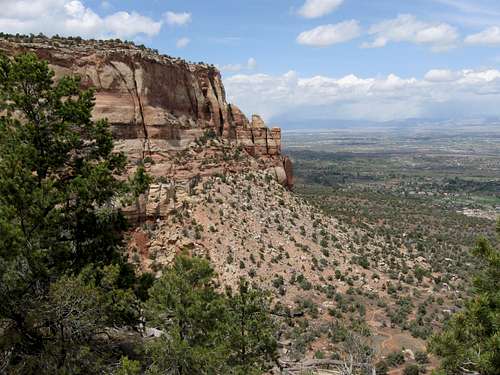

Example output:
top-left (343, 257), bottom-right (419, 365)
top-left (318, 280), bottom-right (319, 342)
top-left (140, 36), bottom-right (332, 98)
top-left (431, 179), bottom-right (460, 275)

top-left (272, 117), bottom-right (500, 133)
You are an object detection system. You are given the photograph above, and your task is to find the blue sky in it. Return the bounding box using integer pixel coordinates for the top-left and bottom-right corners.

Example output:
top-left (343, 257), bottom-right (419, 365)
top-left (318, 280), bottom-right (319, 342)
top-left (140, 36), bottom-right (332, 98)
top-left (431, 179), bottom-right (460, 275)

top-left (3, 0), bottom-right (500, 122)
top-left (89, 0), bottom-right (500, 78)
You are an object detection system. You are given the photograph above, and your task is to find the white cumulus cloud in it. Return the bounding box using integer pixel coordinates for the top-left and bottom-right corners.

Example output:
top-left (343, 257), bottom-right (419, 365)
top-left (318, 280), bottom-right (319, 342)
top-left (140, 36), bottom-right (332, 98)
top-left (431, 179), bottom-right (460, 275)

top-left (297, 20), bottom-right (361, 47)
top-left (221, 58), bottom-right (258, 73)
top-left (104, 11), bottom-right (162, 38)
top-left (224, 68), bottom-right (500, 122)
top-left (176, 37), bottom-right (190, 48)
top-left (424, 69), bottom-right (458, 82)
top-left (1, 0), bottom-right (63, 18)
top-left (298, 0), bottom-right (343, 19)
top-left (363, 14), bottom-right (459, 51)
top-left (0, 0), bottom-right (162, 39)
top-left (465, 26), bottom-right (500, 46)
top-left (164, 11), bottom-right (191, 26)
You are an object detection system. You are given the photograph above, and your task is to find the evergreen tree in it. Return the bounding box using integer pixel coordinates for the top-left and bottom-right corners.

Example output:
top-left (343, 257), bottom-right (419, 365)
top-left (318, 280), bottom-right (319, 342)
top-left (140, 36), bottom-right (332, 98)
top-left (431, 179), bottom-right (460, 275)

top-left (429, 219), bottom-right (500, 374)
top-left (144, 255), bottom-right (278, 374)
top-left (0, 52), bottom-right (278, 374)
top-left (0, 53), bottom-right (142, 373)
top-left (226, 279), bottom-right (278, 374)
top-left (144, 255), bottom-right (229, 374)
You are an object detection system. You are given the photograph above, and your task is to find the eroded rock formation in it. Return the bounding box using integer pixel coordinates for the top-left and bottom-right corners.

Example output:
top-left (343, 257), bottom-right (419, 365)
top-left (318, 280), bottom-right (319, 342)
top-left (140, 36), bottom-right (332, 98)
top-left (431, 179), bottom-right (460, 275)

top-left (0, 36), bottom-right (293, 220)
top-left (0, 37), bottom-right (285, 158)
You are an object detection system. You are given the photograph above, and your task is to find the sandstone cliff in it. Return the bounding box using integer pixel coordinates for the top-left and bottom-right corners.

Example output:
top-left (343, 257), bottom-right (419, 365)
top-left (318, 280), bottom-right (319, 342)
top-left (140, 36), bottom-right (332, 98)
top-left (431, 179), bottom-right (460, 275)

top-left (0, 36), bottom-right (283, 158)
top-left (0, 35), bottom-right (292, 220)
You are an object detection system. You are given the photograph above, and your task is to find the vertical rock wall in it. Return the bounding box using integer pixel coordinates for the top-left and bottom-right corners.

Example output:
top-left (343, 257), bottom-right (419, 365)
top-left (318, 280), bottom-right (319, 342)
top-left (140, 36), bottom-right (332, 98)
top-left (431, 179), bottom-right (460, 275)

top-left (0, 36), bottom-right (292, 209)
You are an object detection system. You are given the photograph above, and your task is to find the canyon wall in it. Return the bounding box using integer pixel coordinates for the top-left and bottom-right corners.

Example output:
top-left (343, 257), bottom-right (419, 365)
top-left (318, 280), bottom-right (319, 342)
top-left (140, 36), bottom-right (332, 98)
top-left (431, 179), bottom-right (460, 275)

top-left (0, 36), bottom-right (292, 220)
top-left (0, 36), bottom-right (291, 182)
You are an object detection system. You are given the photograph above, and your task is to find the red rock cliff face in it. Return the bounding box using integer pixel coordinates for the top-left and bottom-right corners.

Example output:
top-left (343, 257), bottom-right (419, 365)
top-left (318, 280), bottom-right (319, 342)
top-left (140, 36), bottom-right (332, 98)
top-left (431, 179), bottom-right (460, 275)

top-left (0, 36), bottom-right (293, 220)
top-left (0, 38), bottom-right (290, 175)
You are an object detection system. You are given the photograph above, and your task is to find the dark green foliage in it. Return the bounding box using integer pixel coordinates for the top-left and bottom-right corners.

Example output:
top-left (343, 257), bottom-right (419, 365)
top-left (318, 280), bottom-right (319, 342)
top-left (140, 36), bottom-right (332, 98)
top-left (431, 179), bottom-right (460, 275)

top-left (144, 255), bottom-right (228, 374)
top-left (134, 272), bottom-right (156, 301)
top-left (353, 255), bottom-right (370, 269)
top-left (429, 220), bottom-right (500, 375)
top-left (385, 351), bottom-right (405, 367)
top-left (403, 364), bottom-right (421, 375)
top-left (116, 356), bottom-right (142, 375)
top-left (328, 321), bottom-right (349, 343)
top-left (375, 360), bottom-right (389, 375)
top-left (0, 53), bottom-right (139, 372)
top-left (413, 266), bottom-right (428, 283)
top-left (0, 52), bottom-right (128, 271)
top-left (144, 255), bottom-right (277, 375)
top-left (226, 279), bottom-right (278, 374)
top-left (414, 351), bottom-right (429, 364)
top-left (130, 165), bottom-right (152, 198)
top-left (196, 129), bottom-right (217, 145)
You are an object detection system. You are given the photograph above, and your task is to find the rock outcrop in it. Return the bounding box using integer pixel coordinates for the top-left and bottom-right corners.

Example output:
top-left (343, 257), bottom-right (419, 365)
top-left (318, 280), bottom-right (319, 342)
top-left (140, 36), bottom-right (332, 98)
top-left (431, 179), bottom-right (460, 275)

top-left (0, 35), bottom-right (293, 220)
top-left (0, 36), bottom-right (289, 169)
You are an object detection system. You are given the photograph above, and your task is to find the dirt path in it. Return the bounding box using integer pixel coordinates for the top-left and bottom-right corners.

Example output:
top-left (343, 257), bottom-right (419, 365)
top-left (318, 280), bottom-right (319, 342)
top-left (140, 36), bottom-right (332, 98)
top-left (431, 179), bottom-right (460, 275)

top-left (367, 308), bottom-right (394, 354)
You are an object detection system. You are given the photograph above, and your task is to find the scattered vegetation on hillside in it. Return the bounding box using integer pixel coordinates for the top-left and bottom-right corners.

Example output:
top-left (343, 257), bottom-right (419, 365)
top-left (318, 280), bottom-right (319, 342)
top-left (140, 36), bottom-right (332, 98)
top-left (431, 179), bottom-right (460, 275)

top-left (286, 131), bottom-right (499, 372)
top-left (1, 50), bottom-right (497, 375)
top-left (430, 222), bottom-right (499, 375)
top-left (0, 53), bottom-right (276, 374)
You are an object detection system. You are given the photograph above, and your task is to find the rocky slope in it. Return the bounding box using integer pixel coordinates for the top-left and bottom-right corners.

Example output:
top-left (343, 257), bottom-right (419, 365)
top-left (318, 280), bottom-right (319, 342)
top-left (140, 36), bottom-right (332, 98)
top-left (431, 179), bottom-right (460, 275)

top-left (128, 170), bottom-right (449, 373)
top-left (1, 35), bottom-right (450, 373)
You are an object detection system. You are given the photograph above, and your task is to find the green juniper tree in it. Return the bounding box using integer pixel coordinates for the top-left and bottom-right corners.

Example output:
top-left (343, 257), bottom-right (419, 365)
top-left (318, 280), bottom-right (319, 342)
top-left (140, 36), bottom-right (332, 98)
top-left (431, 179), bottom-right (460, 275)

top-left (144, 255), bottom-right (229, 375)
top-left (144, 255), bottom-right (278, 375)
top-left (0, 52), bottom-right (278, 375)
top-left (429, 219), bottom-right (500, 375)
top-left (226, 279), bottom-right (278, 375)
top-left (0, 53), bottom-right (144, 373)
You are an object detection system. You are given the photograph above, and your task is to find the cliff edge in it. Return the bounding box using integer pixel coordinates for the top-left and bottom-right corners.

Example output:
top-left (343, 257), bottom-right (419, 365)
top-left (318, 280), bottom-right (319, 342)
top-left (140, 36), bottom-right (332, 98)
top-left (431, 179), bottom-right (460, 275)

top-left (0, 35), bottom-right (293, 219)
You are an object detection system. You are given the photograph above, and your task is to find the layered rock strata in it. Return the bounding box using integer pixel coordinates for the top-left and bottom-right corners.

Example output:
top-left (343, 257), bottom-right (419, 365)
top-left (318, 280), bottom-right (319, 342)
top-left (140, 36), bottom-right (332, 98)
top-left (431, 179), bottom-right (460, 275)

top-left (0, 37), bottom-right (285, 158)
top-left (0, 36), bottom-right (293, 220)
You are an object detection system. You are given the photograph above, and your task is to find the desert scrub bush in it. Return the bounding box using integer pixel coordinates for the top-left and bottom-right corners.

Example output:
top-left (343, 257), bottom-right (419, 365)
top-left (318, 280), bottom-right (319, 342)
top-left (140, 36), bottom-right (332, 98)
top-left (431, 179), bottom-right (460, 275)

top-left (322, 284), bottom-right (336, 299)
top-left (272, 275), bottom-right (284, 289)
top-left (132, 253), bottom-right (141, 264)
top-left (298, 298), bottom-right (319, 318)
top-left (403, 364), bottom-right (421, 375)
top-left (375, 360), bottom-right (389, 375)
top-left (409, 320), bottom-right (432, 339)
top-left (386, 351), bottom-right (405, 367)
top-left (353, 255), bottom-right (370, 269)
top-left (296, 274), bottom-right (312, 291)
top-left (327, 322), bottom-right (349, 343)
top-left (414, 351), bottom-right (429, 364)
top-left (314, 350), bottom-right (325, 359)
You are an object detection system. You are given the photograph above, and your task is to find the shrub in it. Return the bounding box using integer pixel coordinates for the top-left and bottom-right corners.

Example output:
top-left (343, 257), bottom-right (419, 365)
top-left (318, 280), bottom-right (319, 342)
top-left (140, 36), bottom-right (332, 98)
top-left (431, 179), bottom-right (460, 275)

top-left (415, 351), bottom-right (429, 364)
top-left (403, 364), bottom-right (421, 375)
top-left (375, 360), bottom-right (389, 375)
top-left (386, 351), bottom-right (405, 367)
